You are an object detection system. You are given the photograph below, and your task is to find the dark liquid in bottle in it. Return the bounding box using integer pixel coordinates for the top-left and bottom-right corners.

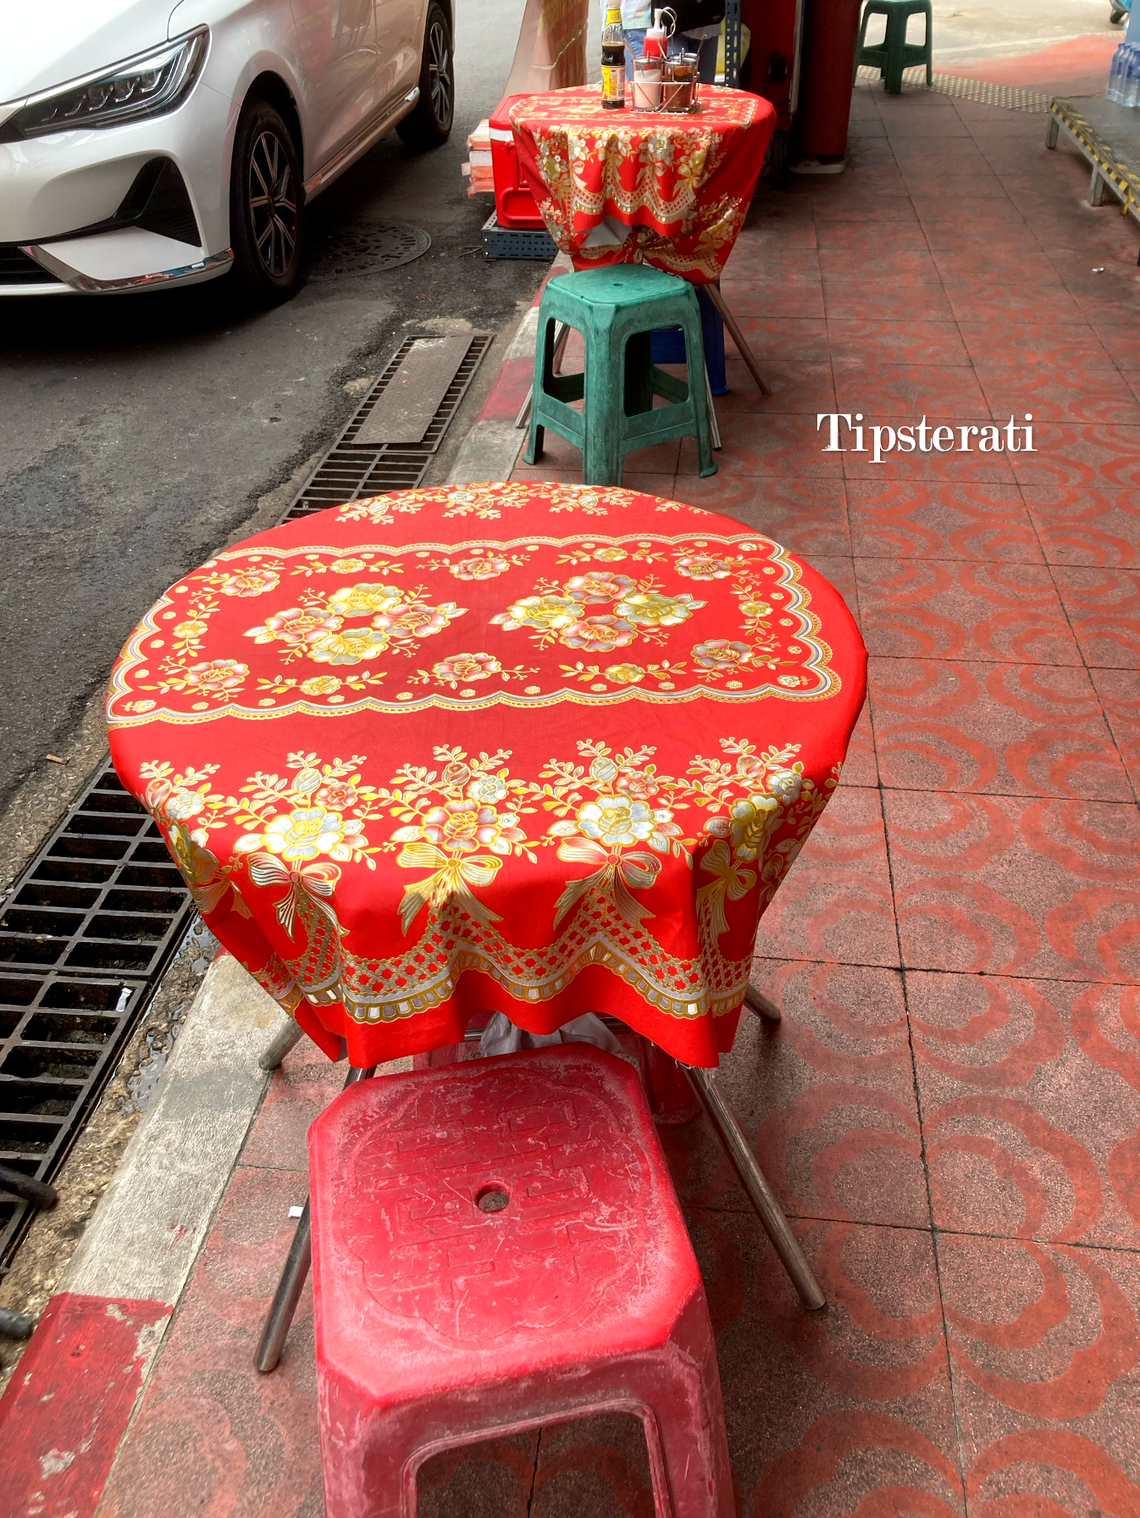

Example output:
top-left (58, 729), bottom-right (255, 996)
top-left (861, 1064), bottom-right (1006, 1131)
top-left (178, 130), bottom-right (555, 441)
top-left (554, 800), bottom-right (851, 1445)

top-left (601, 8), bottom-right (626, 109)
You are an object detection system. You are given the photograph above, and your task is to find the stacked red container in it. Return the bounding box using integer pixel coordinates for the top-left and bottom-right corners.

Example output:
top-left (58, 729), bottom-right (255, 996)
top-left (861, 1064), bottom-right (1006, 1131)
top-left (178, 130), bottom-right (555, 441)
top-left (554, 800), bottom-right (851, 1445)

top-left (489, 93), bottom-right (546, 229)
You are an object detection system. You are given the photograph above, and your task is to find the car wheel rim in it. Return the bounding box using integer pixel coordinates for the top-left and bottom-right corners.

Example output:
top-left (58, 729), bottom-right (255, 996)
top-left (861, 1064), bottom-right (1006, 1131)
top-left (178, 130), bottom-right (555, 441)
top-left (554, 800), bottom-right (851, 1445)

top-left (427, 19), bottom-right (453, 129)
top-left (248, 129), bottom-right (297, 279)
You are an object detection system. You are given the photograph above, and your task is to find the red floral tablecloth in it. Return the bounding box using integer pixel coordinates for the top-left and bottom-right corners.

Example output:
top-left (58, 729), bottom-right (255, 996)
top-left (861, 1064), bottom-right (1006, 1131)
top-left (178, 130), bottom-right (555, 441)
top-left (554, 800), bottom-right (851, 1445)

top-left (510, 85), bottom-right (775, 283)
top-left (107, 483), bottom-right (866, 1068)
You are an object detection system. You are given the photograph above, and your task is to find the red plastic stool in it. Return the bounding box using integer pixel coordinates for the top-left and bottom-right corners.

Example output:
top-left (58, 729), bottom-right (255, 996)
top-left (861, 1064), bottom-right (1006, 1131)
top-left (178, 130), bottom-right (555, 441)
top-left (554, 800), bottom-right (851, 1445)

top-left (309, 1044), bottom-right (733, 1518)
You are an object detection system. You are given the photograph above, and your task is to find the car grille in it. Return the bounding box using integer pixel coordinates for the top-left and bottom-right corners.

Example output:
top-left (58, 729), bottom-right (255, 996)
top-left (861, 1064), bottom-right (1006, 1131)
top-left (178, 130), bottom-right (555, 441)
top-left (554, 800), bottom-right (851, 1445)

top-left (0, 246), bottom-right (61, 286)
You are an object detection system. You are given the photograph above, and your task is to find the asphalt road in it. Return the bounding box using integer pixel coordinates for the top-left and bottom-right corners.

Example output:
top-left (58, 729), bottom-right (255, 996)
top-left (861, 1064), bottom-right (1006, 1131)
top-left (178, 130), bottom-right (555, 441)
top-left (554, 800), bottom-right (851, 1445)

top-left (0, 0), bottom-right (542, 821)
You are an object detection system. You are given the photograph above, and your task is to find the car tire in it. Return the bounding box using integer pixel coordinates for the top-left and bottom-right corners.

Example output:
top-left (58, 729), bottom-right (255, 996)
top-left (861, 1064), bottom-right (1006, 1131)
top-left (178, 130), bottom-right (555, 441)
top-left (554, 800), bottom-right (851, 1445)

top-left (229, 99), bottom-right (306, 306)
top-left (396, 1), bottom-right (454, 150)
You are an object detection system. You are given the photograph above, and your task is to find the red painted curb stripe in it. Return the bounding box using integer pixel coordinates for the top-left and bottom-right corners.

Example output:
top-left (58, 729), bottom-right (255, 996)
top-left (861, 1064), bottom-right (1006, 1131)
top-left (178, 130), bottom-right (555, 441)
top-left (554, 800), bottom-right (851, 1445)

top-left (477, 355), bottom-right (533, 423)
top-left (0, 1292), bottom-right (170, 1518)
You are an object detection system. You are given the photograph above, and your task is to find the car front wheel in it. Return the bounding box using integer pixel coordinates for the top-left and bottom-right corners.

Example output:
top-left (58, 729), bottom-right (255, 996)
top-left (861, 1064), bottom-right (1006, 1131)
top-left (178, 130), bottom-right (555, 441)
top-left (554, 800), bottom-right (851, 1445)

top-left (229, 99), bottom-right (306, 305)
top-left (397, 2), bottom-right (455, 150)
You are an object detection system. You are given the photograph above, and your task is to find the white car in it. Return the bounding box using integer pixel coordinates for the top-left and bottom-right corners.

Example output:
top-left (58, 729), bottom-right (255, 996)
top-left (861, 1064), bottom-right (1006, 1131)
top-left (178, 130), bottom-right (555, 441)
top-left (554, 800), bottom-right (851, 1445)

top-left (0, 0), bottom-right (454, 303)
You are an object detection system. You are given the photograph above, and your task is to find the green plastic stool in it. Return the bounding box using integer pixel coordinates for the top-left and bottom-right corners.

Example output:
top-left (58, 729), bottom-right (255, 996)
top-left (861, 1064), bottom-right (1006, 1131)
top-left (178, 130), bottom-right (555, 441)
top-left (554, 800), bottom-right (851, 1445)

top-left (524, 265), bottom-right (717, 486)
top-left (855, 0), bottom-right (932, 94)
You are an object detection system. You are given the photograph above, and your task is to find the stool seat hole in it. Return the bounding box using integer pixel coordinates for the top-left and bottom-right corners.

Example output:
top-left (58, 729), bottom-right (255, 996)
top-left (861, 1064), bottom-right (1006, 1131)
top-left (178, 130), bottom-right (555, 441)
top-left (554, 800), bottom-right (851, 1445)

top-left (476, 1184), bottom-right (511, 1214)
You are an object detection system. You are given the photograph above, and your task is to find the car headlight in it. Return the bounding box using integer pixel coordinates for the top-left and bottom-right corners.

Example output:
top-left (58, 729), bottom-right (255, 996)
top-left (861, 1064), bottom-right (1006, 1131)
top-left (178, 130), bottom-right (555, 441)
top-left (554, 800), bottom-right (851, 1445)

top-left (0, 28), bottom-right (209, 142)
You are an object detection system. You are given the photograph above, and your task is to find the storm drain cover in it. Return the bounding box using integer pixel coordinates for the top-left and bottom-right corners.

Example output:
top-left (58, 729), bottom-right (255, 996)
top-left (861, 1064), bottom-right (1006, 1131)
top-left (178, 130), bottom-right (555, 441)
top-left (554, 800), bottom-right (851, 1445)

top-left (309, 221), bottom-right (432, 280)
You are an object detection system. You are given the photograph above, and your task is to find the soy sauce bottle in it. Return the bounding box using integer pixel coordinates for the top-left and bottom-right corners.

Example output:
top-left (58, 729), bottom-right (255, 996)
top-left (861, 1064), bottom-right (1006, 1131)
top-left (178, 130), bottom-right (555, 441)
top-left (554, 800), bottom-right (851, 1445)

top-left (602, 5), bottom-right (626, 109)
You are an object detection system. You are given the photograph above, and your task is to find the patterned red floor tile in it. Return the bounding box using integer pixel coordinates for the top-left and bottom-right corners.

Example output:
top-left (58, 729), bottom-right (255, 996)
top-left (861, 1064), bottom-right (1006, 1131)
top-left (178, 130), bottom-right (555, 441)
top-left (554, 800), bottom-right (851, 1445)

top-left (1009, 423), bottom-right (1140, 491)
top-left (1020, 484), bottom-right (1140, 568)
top-left (420, 1435), bottom-right (541, 1518)
top-left (966, 1427), bottom-right (1140, 1518)
top-left (840, 703), bottom-right (879, 786)
top-left (714, 359), bottom-right (836, 416)
top-left (884, 790), bottom-right (1140, 981)
top-left (909, 971), bottom-right (1140, 1245)
top-left (868, 656), bottom-right (1132, 800)
top-left (822, 279), bottom-right (956, 324)
top-left (956, 321), bottom-right (1117, 375)
top-left (685, 1213), bottom-right (966, 1516)
top-left (529, 1416), bottom-right (653, 1518)
top-left (847, 478), bottom-right (1043, 562)
top-left (814, 219), bottom-right (929, 250)
top-left (882, 116), bottom-right (973, 141)
top-left (723, 283), bottom-right (827, 321)
top-left (854, 558), bottom-right (1083, 664)
top-left (939, 1234), bottom-right (1140, 1508)
top-left (663, 962), bottom-right (926, 1227)
top-left (843, 443), bottom-right (1017, 484)
top-left (1091, 667), bottom-right (1140, 792)
top-left (1052, 565), bottom-right (1140, 668)
top-left (668, 472), bottom-right (851, 558)
top-left (812, 197), bottom-right (922, 225)
top-left (980, 371), bottom-right (1140, 427)
top-left (944, 286), bottom-right (1089, 326)
top-left (521, 424), bottom-right (682, 478)
top-left (240, 1037), bottom-right (344, 1172)
top-left (818, 251), bottom-right (944, 286)
top-left (676, 413), bottom-right (845, 482)
top-left (832, 361), bottom-right (992, 422)
top-left (1085, 314), bottom-right (1140, 368)
top-left (826, 319), bottom-right (970, 366)
top-left (751, 785), bottom-right (900, 968)
top-left (730, 316), bottom-right (831, 363)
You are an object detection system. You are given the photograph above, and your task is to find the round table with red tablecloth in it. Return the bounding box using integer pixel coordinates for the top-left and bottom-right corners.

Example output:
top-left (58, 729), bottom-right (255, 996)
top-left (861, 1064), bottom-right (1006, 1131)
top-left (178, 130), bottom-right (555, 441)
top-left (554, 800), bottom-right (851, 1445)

top-left (107, 482), bottom-right (865, 1069)
top-left (509, 85), bottom-right (776, 284)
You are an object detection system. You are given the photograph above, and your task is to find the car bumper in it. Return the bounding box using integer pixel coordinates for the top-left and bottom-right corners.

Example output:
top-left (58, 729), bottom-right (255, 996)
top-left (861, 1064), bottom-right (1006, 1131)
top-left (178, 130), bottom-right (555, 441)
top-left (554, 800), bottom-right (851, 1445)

top-left (0, 81), bottom-right (234, 296)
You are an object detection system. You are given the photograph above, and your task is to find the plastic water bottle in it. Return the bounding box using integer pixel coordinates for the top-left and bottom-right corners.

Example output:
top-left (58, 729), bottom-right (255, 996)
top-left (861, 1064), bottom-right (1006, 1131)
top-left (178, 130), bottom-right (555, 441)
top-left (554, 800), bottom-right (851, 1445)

top-left (1108, 42), bottom-right (1126, 102)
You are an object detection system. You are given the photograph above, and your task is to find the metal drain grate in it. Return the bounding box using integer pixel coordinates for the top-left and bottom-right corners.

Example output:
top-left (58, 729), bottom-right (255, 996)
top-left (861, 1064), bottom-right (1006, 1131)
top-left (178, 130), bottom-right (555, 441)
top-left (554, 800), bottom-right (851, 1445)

top-left (0, 762), bottom-right (196, 1270)
top-left (281, 330), bottom-right (492, 520)
top-left (307, 221), bottom-right (432, 281)
top-left (857, 66), bottom-right (1051, 113)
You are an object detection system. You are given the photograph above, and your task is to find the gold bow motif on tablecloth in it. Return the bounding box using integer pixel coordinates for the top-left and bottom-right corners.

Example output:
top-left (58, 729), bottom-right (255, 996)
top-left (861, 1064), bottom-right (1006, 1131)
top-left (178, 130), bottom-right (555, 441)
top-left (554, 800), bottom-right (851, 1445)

top-left (396, 841), bottom-right (504, 934)
top-left (247, 853), bottom-right (342, 941)
top-left (553, 838), bottom-right (661, 930)
top-left (696, 838), bottom-right (756, 938)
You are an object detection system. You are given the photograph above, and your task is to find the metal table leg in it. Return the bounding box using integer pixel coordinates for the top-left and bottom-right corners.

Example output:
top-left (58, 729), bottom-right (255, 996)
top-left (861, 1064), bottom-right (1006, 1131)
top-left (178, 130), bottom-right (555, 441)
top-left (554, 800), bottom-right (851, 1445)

top-left (704, 365), bottom-right (722, 450)
top-left (705, 285), bottom-right (773, 397)
top-left (254, 1062), bottom-right (377, 1373)
top-left (683, 1065), bottom-right (825, 1311)
top-left (258, 1020), bottom-right (306, 1071)
top-left (743, 986), bottom-right (782, 1023)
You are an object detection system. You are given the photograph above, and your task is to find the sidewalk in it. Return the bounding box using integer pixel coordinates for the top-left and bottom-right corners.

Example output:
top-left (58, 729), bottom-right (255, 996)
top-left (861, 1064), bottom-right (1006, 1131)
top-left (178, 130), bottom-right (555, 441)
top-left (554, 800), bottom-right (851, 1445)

top-left (5, 76), bottom-right (1140, 1518)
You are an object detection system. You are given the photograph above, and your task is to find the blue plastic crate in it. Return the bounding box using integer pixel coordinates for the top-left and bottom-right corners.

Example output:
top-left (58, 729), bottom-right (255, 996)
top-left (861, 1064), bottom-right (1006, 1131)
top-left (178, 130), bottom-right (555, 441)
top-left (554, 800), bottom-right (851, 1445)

top-left (651, 285), bottom-right (728, 395)
top-left (482, 212), bottom-right (557, 261)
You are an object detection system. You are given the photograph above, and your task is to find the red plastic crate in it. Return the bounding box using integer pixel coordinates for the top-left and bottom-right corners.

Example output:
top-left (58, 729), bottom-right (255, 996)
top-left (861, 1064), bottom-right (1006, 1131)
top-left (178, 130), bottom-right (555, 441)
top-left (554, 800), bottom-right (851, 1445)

top-left (490, 93), bottom-right (547, 230)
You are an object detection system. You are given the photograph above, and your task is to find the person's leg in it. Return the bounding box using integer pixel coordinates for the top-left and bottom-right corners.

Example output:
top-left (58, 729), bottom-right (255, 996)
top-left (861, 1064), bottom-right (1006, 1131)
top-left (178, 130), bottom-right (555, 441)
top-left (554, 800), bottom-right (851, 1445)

top-left (624, 26), bottom-right (647, 64)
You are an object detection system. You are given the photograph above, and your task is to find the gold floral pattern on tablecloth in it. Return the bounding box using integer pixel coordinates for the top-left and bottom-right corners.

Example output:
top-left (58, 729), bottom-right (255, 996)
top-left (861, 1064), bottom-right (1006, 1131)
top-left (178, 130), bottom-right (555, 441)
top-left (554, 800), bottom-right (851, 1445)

top-left (509, 86), bottom-right (775, 283)
top-left (139, 737), bottom-right (838, 1028)
top-left (106, 489), bottom-right (839, 726)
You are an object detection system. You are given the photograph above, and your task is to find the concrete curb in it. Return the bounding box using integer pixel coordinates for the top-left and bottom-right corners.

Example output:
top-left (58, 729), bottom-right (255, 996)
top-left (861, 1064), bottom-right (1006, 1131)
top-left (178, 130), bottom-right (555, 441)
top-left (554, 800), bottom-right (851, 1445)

top-left (445, 257), bottom-right (565, 487)
top-left (0, 955), bottom-right (288, 1518)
